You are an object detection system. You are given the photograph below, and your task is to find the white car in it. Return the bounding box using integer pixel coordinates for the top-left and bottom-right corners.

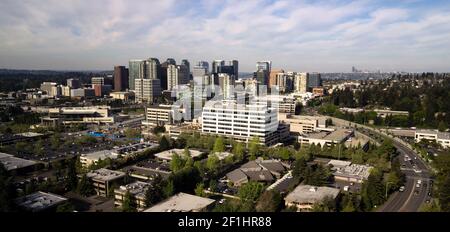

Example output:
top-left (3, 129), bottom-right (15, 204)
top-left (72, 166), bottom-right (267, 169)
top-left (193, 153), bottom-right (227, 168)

top-left (399, 186), bottom-right (405, 192)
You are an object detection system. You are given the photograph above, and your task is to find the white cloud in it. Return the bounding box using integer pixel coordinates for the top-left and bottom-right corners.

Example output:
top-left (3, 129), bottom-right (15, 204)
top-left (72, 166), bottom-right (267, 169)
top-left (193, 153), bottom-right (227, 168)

top-left (0, 0), bottom-right (449, 72)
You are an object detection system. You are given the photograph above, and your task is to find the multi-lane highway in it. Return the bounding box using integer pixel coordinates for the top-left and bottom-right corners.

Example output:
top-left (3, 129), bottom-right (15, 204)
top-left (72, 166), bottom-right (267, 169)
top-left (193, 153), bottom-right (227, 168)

top-left (328, 116), bottom-right (433, 212)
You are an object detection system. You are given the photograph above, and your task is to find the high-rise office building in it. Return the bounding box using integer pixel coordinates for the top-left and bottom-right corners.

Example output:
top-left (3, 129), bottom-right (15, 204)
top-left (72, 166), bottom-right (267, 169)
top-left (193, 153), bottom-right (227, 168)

top-left (92, 77), bottom-right (105, 86)
top-left (307, 73), bottom-right (322, 88)
top-left (135, 79), bottom-right (161, 103)
top-left (218, 73), bottom-right (235, 99)
top-left (269, 69), bottom-right (284, 90)
top-left (129, 60), bottom-right (145, 91)
top-left (130, 58), bottom-right (162, 102)
top-left (181, 59), bottom-right (190, 74)
top-left (294, 73), bottom-right (309, 93)
top-left (67, 79), bottom-right (81, 89)
top-left (212, 60), bottom-right (238, 79)
top-left (114, 66), bottom-right (129, 91)
top-left (167, 64), bottom-right (190, 90)
top-left (256, 61), bottom-right (272, 73)
top-left (254, 69), bottom-right (269, 86)
top-left (40, 82), bottom-right (61, 97)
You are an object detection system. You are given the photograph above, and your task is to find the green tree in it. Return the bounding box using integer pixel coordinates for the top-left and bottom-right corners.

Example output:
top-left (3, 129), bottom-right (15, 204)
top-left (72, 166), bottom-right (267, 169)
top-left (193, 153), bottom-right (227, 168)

top-left (144, 175), bottom-right (164, 207)
top-left (122, 191), bottom-right (137, 212)
top-left (34, 139), bottom-right (44, 156)
top-left (206, 154), bottom-right (220, 172)
top-left (77, 174), bottom-right (94, 197)
top-left (51, 133), bottom-right (61, 150)
top-left (255, 190), bottom-right (282, 212)
top-left (0, 163), bottom-right (15, 212)
top-left (232, 142), bottom-right (245, 162)
top-left (194, 183), bottom-right (206, 197)
top-left (438, 121), bottom-right (448, 132)
top-left (213, 137), bottom-right (226, 153)
top-left (238, 181), bottom-right (265, 203)
top-left (248, 137), bottom-right (260, 160)
top-left (311, 196), bottom-right (337, 212)
top-left (170, 153), bottom-right (186, 172)
top-left (438, 173), bottom-right (450, 211)
top-left (66, 159), bottom-right (78, 191)
top-left (56, 202), bottom-right (75, 212)
top-left (361, 169), bottom-right (385, 210)
top-left (159, 136), bottom-right (170, 151)
top-left (163, 180), bottom-right (174, 197)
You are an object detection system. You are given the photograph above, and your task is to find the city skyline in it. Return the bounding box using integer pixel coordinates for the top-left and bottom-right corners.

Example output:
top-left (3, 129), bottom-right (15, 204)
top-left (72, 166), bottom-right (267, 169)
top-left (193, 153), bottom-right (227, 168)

top-left (1, 0), bottom-right (450, 72)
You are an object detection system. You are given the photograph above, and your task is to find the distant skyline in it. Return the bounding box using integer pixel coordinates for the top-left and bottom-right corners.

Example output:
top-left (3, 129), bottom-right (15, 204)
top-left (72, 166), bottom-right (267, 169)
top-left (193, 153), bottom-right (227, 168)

top-left (1, 0), bottom-right (450, 72)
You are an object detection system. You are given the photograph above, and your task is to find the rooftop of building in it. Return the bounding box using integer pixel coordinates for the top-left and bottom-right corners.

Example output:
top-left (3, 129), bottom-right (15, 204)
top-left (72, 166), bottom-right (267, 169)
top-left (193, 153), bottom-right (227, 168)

top-left (285, 185), bottom-right (340, 204)
top-left (212, 152), bottom-right (234, 161)
top-left (143, 192), bottom-right (215, 212)
top-left (115, 181), bottom-right (150, 198)
top-left (333, 164), bottom-right (373, 180)
top-left (81, 150), bottom-right (118, 161)
top-left (0, 152), bottom-right (37, 171)
top-left (300, 129), bottom-right (353, 142)
top-left (14, 191), bottom-right (67, 212)
top-left (154, 148), bottom-right (203, 161)
top-left (327, 160), bottom-right (352, 169)
top-left (416, 129), bottom-right (450, 140)
top-left (86, 168), bottom-right (126, 182)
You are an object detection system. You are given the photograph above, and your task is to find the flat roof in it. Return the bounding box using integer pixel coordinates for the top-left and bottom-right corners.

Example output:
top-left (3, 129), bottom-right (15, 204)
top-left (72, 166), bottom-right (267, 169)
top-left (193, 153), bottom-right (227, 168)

top-left (144, 193), bottom-right (215, 212)
top-left (285, 185), bottom-right (340, 204)
top-left (416, 129), bottom-right (450, 140)
top-left (0, 152), bottom-right (37, 171)
top-left (115, 181), bottom-right (150, 198)
top-left (301, 129), bottom-right (353, 142)
top-left (81, 150), bottom-right (118, 161)
top-left (333, 164), bottom-right (373, 180)
top-left (327, 160), bottom-right (352, 169)
top-left (212, 152), bottom-right (233, 161)
top-left (15, 191), bottom-right (67, 212)
top-left (154, 149), bottom-right (203, 161)
top-left (86, 168), bottom-right (126, 182)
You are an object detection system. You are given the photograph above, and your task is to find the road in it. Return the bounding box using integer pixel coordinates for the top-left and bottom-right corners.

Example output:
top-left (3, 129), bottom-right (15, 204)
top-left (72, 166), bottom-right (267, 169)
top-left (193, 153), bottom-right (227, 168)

top-left (328, 116), bottom-right (432, 212)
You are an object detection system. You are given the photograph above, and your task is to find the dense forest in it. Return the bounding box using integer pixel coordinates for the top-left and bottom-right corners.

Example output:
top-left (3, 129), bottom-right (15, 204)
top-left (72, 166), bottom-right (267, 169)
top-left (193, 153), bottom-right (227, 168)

top-left (0, 69), bottom-right (112, 92)
top-left (323, 73), bottom-right (450, 129)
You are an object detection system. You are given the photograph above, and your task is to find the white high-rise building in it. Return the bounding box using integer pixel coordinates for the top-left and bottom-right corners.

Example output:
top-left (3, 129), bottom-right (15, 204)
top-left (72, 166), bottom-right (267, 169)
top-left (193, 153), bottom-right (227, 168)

top-left (167, 64), bottom-right (190, 90)
top-left (294, 73), bottom-right (309, 93)
top-left (201, 100), bottom-right (279, 145)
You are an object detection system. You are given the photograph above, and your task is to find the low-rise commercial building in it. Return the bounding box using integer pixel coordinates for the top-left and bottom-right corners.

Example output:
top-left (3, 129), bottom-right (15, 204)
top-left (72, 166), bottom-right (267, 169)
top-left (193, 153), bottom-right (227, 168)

top-left (80, 142), bottom-right (158, 168)
top-left (297, 129), bottom-right (354, 147)
top-left (415, 129), bottom-right (450, 148)
top-left (86, 168), bottom-right (126, 197)
top-left (332, 163), bottom-right (373, 183)
top-left (109, 91), bottom-right (134, 101)
top-left (114, 181), bottom-right (150, 211)
top-left (143, 192), bottom-right (215, 212)
top-left (41, 106), bottom-right (114, 126)
top-left (284, 185), bottom-right (340, 211)
top-left (154, 148), bottom-right (203, 161)
top-left (278, 113), bottom-right (328, 134)
top-left (15, 191), bottom-right (68, 212)
top-left (374, 109), bottom-right (409, 118)
top-left (0, 152), bottom-right (38, 174)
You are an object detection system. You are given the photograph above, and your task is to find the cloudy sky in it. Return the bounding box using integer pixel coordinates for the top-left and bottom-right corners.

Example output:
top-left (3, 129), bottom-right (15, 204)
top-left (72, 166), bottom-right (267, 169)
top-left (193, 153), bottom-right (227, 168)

top-left (1, 0), bottom-right (450, 72)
